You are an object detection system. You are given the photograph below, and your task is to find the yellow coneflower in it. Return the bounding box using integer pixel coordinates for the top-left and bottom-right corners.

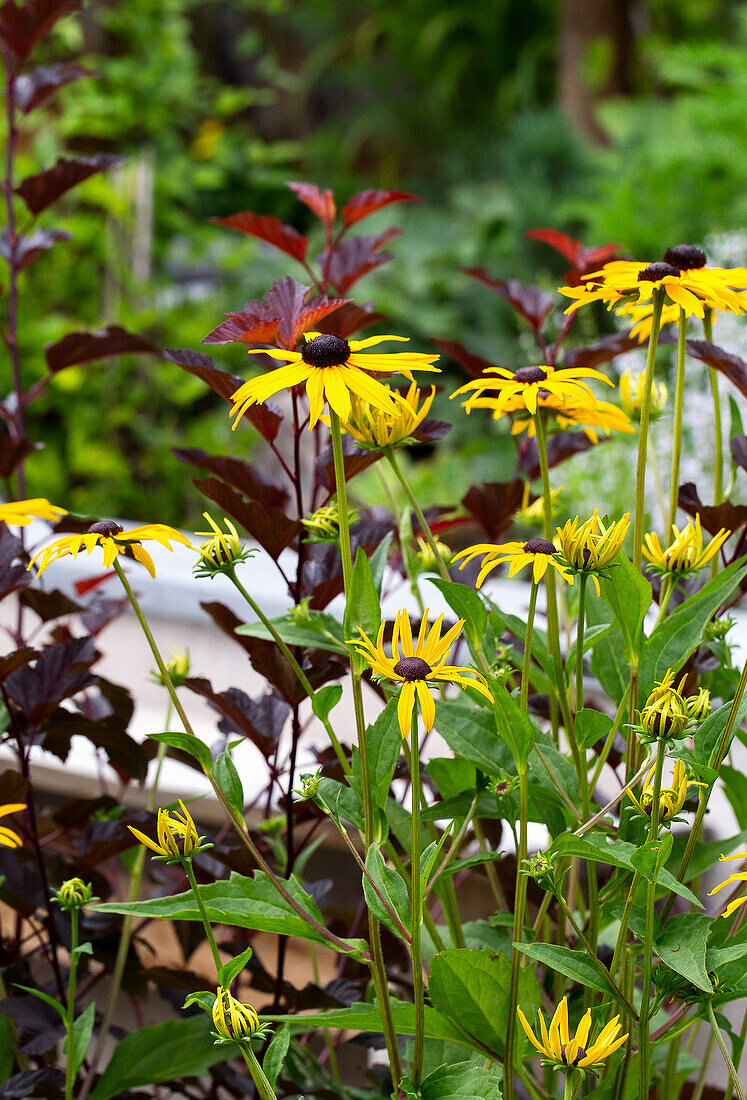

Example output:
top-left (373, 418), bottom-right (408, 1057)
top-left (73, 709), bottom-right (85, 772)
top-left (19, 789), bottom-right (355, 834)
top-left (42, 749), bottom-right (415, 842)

top-left (518, 483), bottom-right (564, 523)
top-left (334, 382), bottom-right (436, 448)
top-left (628, 758), bottom-right (703, 820)
top-left (709, 853), bottom-right (747, 919)
top-left (350, 608), bottom-right (493, 738)
top-left (453, 537), bottom-right (573, 588)
top-left (128, 800), bottom-right (206, 861)
top-left (555, 510), bottom-right (630, 595)
top-left (450, 363), bottom-right (611, 419)
top-left (686, 687), bottom-right (711, 722)
top-left (231, 332), bottom-right (440, 431)
top-left (0, 499), bottom-right (67, 526)
top-left (643, 517), bottom-right (730, 578)
top-left (619, 370), bottom-right (669, 420)
top-left (28, 520), bottom-right (192, 578)
top-left (505, 394), bottom-right (634, 444)
top-left (0, 803), bottom-right (25, 848)
top-left (212, 987), bottom-right (260, 1040)
top-left (517, 998), bottom-right (628, 1070)
top-left (640, 669), bottom-right (690, 741)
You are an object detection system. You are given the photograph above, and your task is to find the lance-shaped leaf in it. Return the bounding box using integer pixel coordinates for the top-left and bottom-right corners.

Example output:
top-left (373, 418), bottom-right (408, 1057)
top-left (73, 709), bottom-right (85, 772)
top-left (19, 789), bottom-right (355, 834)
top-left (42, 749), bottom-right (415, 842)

top-left (164, 347), bottom-right (243, 400)
top-left (16, 61), bottom-right (95, 113)
top-left (184, 677), bottom-right (288, 760)
top-left (655, 913), bottom-right (713, 994)
top-left (433, 337), bottom-right (494, 380)
top-left (319, 228), bottom-right (399, 293)
top-left (686, 339), bottom-right (747, 399)
top-left (17, 154), bottom-right (125, 216)
top-left (202, 311), bottom-right (281, 346)
top-left (732, 434), bottom-right (747, 473)
top-left (0, 0), bottom-right (81, 63)
top-left (464, 270), bottom-right (554, 331)
top-left (46, 325), bottom-right (158, 373)
top-left (174, 447), bottom-right (289, 511)
top-left (0, 526), bottom-right (30, 601)
top-left (525, 228), bottom-right (621, 284)
top-left (315, 300), bottom-right (386, 338)
top-left (598, 551), bottom-right (652, 664)
top-left (287, 181), bottom-right (336, 229)
top-left (0, 435), bottom-right (38, 478)
top-left (563, 331), bottom-right (641, 371)
top-left (210, 211), bottom-right (309, 263)
top-left (5, 636), bottom-right (97, 724)
top-left (342, 188), bottom-right (420, 227)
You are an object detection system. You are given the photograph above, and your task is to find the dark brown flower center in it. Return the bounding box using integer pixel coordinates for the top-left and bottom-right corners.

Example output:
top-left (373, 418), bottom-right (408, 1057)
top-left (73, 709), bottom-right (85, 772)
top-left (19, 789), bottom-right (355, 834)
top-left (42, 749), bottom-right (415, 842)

top-left (524, 538), bottom-right (556, 555)
top-left (87, 520), bottom-right (123, 537)
top-left (513, 366), bottom-right (547, 384)
top-left (561, 1044), bottom-right (587, 1067)
top-left (663, 244), bottom-right (707, 270)
top-left (393, 656), bottom-right (432, 681)
top-left (301, 334), bottom-right (351, 368)
top-left (638, 262), bottom-right (680, 283)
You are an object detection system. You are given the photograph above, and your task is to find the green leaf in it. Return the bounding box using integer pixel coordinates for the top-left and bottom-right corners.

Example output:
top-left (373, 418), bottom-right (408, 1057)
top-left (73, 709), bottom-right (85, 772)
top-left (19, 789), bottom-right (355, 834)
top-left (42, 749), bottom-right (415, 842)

top-left (640, 558), bottom-right (747, 699)
top-left (586, 598), bottom-right (628, 705)
top-left (599, 552), bottom-right (652, 662)
top-left (263, 1024), bottom-right (290, 1089)
top-left (492, 685), bottom-right (536, 771)
top-left (487, 604), bottom-right (553, 686)
top-left (355, 697), bottom-right (401, 811)
top-left (420, 827), bottom-right (451, 893)
top-left (0, 1017), bottom-right (14, 1085)
top-left (553, 831), bottom-right (700, 906)
top-left (363, 844), bottom-right (411, 937)
top-left (96, 871), bottom-right (365, 956)
top-left (428, 578), bottom-right (487, 645)
top-left (237, 612), bottom-right (347, 655)
top-left (343, 548), bottom-right (381, 642)
top-left (311, 683), bottom-right (342, 724)
top-left (420, 1060), bottom-right (503, 1100)
top-left (436, 700), bottom-right (512, 776)
top-left (71, 941), bottom-right (93, 960)
top-left (263, 1000), bottom-right (470, 1050)
top-left (720, 765), bottom-right (747, 828)
top-left (13, 984), bottom-right (65, 1021)
top-left (369, 530), bottom-right (394, 595)
top-left (631, 833), bottom-right (673, 881)
top-left (150, 731), bottom-right (212, 772)
top-left (218, 945), bottom-right (253, 989)
top-left (213, 750), bottom-right (243, 816)
top-left (63, 1002), bottom-right (95, 1079)
top-left (428, 948), bottom-right (538, 1057)
top-left (694, 691), bottom-right (747, 767)
top-left (516, 943), bottom-right (629, 1011)
top-left (91, 1016), bottom-right (235, 1100)
top-left (655, 913), bottom-right (713, 993)
top-left (575, 708), bottom-right (613, 751)
top-left (707, 942), bottom-right (747, 971)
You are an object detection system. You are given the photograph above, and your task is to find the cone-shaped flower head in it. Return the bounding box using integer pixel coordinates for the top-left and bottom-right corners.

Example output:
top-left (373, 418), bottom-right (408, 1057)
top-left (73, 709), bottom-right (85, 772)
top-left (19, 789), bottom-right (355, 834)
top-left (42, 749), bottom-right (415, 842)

top-left (349, 608), bottom-right (493, 738)
top-left (0, 499), bottom-right (67, 526)
top-left (517, 998), bottom-right (628, 1070)
top-left (231, 332), bottom-right (440, 432)
top-left (128, 800), bottom-right (207, 861)
top-left (212, 987), bottom-right (260, 1040)
top-left (28, 520), bottom-right (192, 578)
top-left (450, 363), bottom-right (611, 419)
top-left (0, 803), bottom-right (25, 848)
top-left (643, 517), bottom-right (730, 578)
top-left (453, 537), bottom-right (573, 588)
top-left (334, 382), bottom-right (436, 449)
top-left (709, 852), bottom-right (747, 919)
top-left (628, 758), bottom-right (703, 820)
top-left (555, 510), bottom-right (630, 595)
top-left (640, 669), bottom-right (690, 741)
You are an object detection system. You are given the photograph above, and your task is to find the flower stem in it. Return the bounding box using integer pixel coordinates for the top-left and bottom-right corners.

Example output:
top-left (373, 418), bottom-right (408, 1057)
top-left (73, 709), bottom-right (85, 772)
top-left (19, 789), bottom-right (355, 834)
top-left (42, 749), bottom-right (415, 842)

top-left (64, 908), bottom-right (79, 1100)
top-left (723, 993), bottom-right (747, 1100)
top-left (575, 574), bottom-right (587, 717)
top-left (521, 580), bottom-right (539, 712)
top-left (183, 859), bottom-right (222, 973)
top-left (703, 309), bottom-right (723, 505)
top-left (667, 307), bottom-right (687, 537)
top-left (409, 712), bottom-right (425, 1089)
top-left (554, 893), bottom-right (637, 1019)
top-left (241, 1044), bottom-right (279, 1100)
top-left (706, 998), bottom-right (746, 1100)
top-left (638, 743), bottom-right (666, 1100)
top-left (386, 447), bottom-right (449, 583)
top-left (632, 287), bottom-right (665, 572)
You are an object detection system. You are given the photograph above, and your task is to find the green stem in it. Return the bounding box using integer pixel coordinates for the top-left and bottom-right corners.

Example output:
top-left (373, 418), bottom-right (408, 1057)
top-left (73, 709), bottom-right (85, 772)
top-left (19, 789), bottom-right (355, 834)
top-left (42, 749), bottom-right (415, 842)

top-left (328, 411), bottom-right (403, 1089)
top-left (64, 908), bottom-right (79, 1100)
top-left (589, 688), bottom-right (629, 792)
top-left (386, 447), bottom-right (449, 583)
top-left (521, 580), bottom-right (539, 712)
top-left (184, 859), bottom-right (222, 973)
top-left (691, 1030), bottom-right (715, 1100)
top-left (554, 893), bottom-right (637, 1019)
top-left (241, 1044), bottom-right (279, 1100)
top-left (609, 871), bottom-right (640, 984)
top-left (667, 307), bottom-right (687, 536)
top-left (704, 309), bottom-right (724, 516)
top-left (575, 574), bottom-right (587, 717)
top-left (706, 998), bottom-right (745, 1100)
top-left (564, 1073), bottom-right (577, 1100)
top-left (424, 793), bottom-right (479, 900)
top-left (723, 993), bottom-right (747, 1100)
top-left (409, 713), bottom-right (425, 1089)
top-left (503, 765), bottom-right (529, 1100)
top-left (632, 287), bottom-right (665, 571)
top-left (638, 744), bottom-right (666, 1100)
top-left (226, 566), bottom-right (349, 775)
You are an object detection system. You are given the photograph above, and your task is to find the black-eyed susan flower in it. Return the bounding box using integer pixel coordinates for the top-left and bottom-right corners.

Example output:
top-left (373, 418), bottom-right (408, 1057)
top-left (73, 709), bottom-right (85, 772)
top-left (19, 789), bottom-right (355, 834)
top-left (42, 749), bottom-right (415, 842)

top-left (628, 758), bottom-right (703, 821)
top-left (709, 852), bottom-right (747, 919)
top-left (453, 537), bottom-right (573, 588)
top-left (505, 394), bottom-right (634, 444)
top-left (194, 514), bottom-right (256, 576)
top-left (0, 803), bottom-right (25, 848)
top-left (231, 332), bottom-right (440, 432)
top-left (28, 520), bottom-right (192, 578)
top-left (0, 499), bottom-right (67, 526)
top-left (643, 517), bottom-right (730, 578)
top-left (518, 484), bottom-right (564, 523)
top-left (128, 800), bottom-right (209, 862)
top-left (450, 363), bottom-right (611, 419)
top-left (640, 669), bottom-right (690, 742)
top-left (334, 382), bottom-right (436, 449)
top-left (212, 987), bottom-right (261, 1042)
top-left (555, 510), bottom-right (630, 595)
top-left (517, 998), bottom-right (628, 1071)
top-left (350, 608), bottom-right (493, 738)
top-left (619, 370), bottom-right (668, 420)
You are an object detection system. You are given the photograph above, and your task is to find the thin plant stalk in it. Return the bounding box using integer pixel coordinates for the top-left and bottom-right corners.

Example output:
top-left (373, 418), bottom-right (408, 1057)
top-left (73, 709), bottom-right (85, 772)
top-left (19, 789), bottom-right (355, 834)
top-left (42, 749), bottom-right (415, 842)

top-left (706, 1000), bottom-right (746, 1100)
top-left (667, 307), bottom-right (687, 536)
top-left (632, 287), bottom-right (666, 571)
top-left (183, 859), bottom-right (222, 972)
top-left (638, 744), bottom-right (666, 1100)
top-left (703, 309), bottom-right (723, 513)
top-left (241, 1045), bottom-right (279, 1100)
top-left (385, 447), bottom-right (449, 584)
top-left (64, 907), bottom-right (80, 1100)
top-left (723, 996), bottom-right (747, 1100)
top-left (691, 1031), bottom-right (716, 1100)
top-left (409, 712), bottom-right (425, 1089)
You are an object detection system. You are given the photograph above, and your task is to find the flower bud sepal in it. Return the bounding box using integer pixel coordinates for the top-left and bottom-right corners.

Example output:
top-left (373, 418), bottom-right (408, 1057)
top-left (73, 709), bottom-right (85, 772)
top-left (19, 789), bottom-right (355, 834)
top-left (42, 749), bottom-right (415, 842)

top-left (54, 878), bottom-right (98, 910)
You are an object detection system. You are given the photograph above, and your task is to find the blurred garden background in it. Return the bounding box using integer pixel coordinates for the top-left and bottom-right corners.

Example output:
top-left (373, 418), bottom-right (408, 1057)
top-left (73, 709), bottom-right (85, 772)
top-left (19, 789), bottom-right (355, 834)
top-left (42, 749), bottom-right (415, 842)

top-left (17, 0), bottom-right (747, 524)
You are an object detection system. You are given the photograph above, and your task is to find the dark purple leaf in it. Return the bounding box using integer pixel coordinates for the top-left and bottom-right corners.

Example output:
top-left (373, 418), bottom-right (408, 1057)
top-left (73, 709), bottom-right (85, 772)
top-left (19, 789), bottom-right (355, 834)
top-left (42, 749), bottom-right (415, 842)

top-left (46, 325), bottom-right (158, 373)
top-left (302, 512), bottom-right (393, 609)
top-left (413, 417), bottom-right (452, 443)
top-left (19, 586), bottom-right (80, 621)
top-left (202, 312), bottom-right (281, 347)
top-left (318, 229), bottom-right (399, 294)
top-left (0, 525), bottom-right (30, 600)
top-left (210, 211), bottom-right (309, 263)
top-left (185, 677), bottom-right (288, 759)
top-left (518, 431), bottom-right (601, 481)
top-left (198, 605), bottom-right (306, 705)
top-left (315, 301), bottom-right (386, 338)
top-left (563, 332), bottom-right (641, 371)
top-left (432, 338), bottom-right (495, 379)
top-left (0, 767), bottom-right (29, 803)
top-left (460, 479), bottom-right (526, 542)
top-left (79, 593), bottom-right (128, 635)
top-left (16, 154), bottom-right (126, 216)
top-left (174, 447), bottom-right (289, 511)
top-left (525, 229), bottom-right (622, 285)
top-left (287, 181), bottom-right (336, 230)
top-left (464, 270), bottom-right (554, 331)
top-left (0, 1068), bottom-right (65, 1097)
top-left (0, 434), bottom-right (39, 477)
top-left (15, 61), bottom-right (95, 112)
top-left (678, 482), bottom-right (747, 537)
top-left (731, 435), bottom-right (747, 472)
top-left (76, 815), bottom-right (148, 868)
top-left (317, 435), bottom-right (383, 490)
top-left (686, 340), bottom-right (747, 399)
top-left (342, 188), bottom-right (421, 228)
top-left (0, 226), bottom-right (71, 272)
top-left (164, 347), bottom-right (244, 401)
top-left (193, 476), bottom-right (300, 560)
top-left (0, 647), bottom-right (36, 681)
top-left (290, 298), bottom-right (349, 347)
top-left (0, 0), bottom-right (81, 62)
top-left (5, 635), bottom-right (97, 723)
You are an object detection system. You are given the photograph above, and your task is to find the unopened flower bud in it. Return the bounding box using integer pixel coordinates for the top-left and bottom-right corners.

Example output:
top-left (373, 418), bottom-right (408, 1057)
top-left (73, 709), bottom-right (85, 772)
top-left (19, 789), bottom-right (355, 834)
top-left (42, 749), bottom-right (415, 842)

top-left (194, 514), bottom-right (253, 576)
top-left (640, 670), bottom-right (690, 741)
top-left (56, 878), bottom-right (94, 909)
top-left (686, 688), bottom-right (711, 722)
top-left (212, 986), bottom-right (260, 1040)
top-left (414, 535), bottom-right (452, 574)
top-left (521, 850), bottom-right (555, 888)
top-left (295, 771), bottom-right (321, 801)
top-left (153, 648), bottom-right (190, 688)
top-left (619, 370), bottom-right (668, 421)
